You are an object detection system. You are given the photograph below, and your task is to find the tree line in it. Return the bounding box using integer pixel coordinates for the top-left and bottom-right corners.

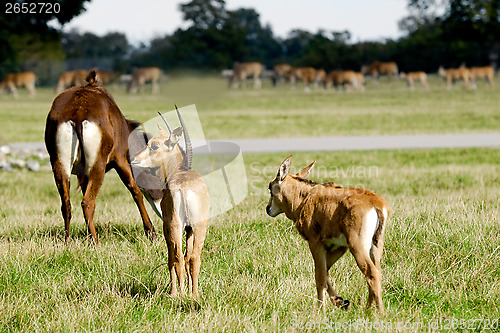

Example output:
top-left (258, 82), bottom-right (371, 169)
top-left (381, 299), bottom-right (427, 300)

top-left (1, 0), bottom-right (499, 84)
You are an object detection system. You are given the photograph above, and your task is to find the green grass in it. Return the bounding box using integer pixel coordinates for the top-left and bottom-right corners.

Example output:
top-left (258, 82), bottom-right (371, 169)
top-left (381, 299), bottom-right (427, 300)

top-left (0, 148), bottom-right (499, 331)
top-left (1, 74), bottom-right (500, 143)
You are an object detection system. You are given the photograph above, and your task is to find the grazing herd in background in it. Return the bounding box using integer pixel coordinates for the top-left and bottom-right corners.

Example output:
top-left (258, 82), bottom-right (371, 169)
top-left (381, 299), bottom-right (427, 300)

top-left (0, 61), bottom-right (496, 97)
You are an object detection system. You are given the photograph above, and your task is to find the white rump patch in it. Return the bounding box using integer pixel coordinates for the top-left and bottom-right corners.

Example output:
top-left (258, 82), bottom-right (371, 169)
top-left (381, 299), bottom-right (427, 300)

top-left (383, 207), bottom-right (388, 221)
top-left (82, 120), bottom-right (102, 175)
top-left (56, 121), bottom-right (78, 178)
top-left (362, 207), bottom-right (379, 256)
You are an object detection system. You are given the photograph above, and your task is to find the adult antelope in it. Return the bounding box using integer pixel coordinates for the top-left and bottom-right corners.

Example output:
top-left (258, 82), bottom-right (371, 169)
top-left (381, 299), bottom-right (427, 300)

top-left (469, 66), bottom-right (495, 88)
top-left (291, 67), bottom-right (317, 91)
top-left (438, 66), bottom-right (470, 89)
top-left (55, 70), bottom-right (88, 94)
top-left (44, 70), bottom-right (156, 244)
top-left (400, 71), bottom-right (429, 90)
top-left (229, 62), bottom-right (263, 89)
top-left (131, 111), bottom-right (210, 299)
top-left (272, 63), bottom-right (293, 86)
top-left (325, 70), bottom-right (357, 92)
top-left (361, 61), bottom-right (398, 81)
top-left (0, 71), bottom-right (37, 97)
top-left (266, 156), bottom-right (389, 312)
top-left (127, 67), bottom-right (162, 94)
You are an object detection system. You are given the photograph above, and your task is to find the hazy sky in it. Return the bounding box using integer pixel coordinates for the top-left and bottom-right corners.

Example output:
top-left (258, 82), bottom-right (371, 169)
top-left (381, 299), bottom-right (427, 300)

top-left (59, 0), bottom-right (409, 44)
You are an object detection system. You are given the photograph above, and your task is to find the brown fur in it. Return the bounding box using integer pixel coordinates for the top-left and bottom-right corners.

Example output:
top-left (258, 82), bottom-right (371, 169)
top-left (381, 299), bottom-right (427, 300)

top-left (469, 66), bottom-right (495, 88)
top-left (44, 70), bottom-right (156, 244)
top-left (131, 126), bottom-right (210, 299)
top-left (400, 71), bottom-right (429, 90)
top-left (266, 156), bottom-right (389, 312)
top-left (0, 71), bottom-right (36, 97)
top-left (438, 66), bottom-right (470, 89)
top-left (361, 61), bottom-right (398, 81)
top-left (127, 67), bottom-right (162, 94)
top-left (230, 62), bottom-right (263, 89)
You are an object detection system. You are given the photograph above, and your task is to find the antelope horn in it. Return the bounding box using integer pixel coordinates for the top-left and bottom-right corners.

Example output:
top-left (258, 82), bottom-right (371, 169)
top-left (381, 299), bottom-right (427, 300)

top-left (175, 105), bottom-right (192, 170)
top-left (157, 111), bottom-right (173, 133)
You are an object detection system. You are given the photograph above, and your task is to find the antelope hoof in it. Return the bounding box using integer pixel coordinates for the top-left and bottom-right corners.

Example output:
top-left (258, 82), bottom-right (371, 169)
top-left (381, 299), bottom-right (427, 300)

top-left (332, 296), bottom-right (350, 310)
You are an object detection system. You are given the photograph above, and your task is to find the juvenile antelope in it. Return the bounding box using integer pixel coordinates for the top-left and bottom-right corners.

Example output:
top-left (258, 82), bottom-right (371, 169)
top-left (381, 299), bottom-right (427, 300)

top-left (45, 70), bottom-right (156, 244)
top-left (131, 113), bottom-right (210, 299)
top-left (266, 156), bottom-right (389, 312)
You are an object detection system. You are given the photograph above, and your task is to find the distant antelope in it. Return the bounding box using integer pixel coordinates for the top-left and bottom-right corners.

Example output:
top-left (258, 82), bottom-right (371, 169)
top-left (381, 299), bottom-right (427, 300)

top-left (44, 71), bottom-right (156, 244)
top-left (438, 66), bottom-right (470, 89)
top-left (361, 61), bottom-right (398, 81)
top-left (230, 62), bottom-right (263, 89)
top-left (0, 71), bottom-right (37, 97)
top-left (266, 156), bottom-right (389, 312)
top-left (55, 70), bottom-right (88, 94)
top-left (291, 67), bottom-right (317, 91)
top-left (469, 66), bottom-right (495, 88)
top-left (131, 110), bottom-right (210, 299)
top-left (127, 67), bottom-right (162, 94)
top-left (400, 71), bottom-right (429, 90)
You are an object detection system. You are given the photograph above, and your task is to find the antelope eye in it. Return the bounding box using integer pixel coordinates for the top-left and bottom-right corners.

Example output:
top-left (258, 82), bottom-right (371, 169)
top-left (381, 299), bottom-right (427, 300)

top-left (150, 143), bottom-right (159, 151)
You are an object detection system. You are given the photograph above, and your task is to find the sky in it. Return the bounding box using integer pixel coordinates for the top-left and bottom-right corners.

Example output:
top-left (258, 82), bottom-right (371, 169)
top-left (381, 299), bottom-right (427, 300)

top-left (57, 0), bottom-right (409, 45)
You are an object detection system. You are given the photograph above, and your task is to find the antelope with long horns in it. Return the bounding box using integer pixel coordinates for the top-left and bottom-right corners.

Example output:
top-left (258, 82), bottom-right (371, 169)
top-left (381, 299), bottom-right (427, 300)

top-left (131, 110), bottom-right (210, 298)
top-left (266, 156), bottom-right (389, 312)
top-left (44, 70), bottom-right (156, 244)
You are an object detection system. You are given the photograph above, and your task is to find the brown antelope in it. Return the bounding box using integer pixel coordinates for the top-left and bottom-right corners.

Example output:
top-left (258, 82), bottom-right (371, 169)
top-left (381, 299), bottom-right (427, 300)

top-left (55, 70), bottom-right (88, 94)
top-left (291, 67), bottom-right (317, 91)
top-left (44, 70), bottom-right (156, 244)
top-left (127, 67), bottom-right (162, 94)
top-left (131, 111), bottom-right (210, 299)
top-left (272, 63), bottom-right (293, 86)
top-left (229, 62), bottom-right (263, 89)
top-left (354, 72), bottom-right (365, 92)
top-left (266, 156), bottom-right (389, 312)
top-left (0, 71), bottom-right (36, 97)
top-left (469, 66), bottom-right (495, 88)
top-left (438, 66), bottom-right (470, 89)
top-left (400, 71), bottom-right (429, 90)
top-left (325, 70), bottom-right (357, 92)
top-left (361, 61), bottom-right (398, 81)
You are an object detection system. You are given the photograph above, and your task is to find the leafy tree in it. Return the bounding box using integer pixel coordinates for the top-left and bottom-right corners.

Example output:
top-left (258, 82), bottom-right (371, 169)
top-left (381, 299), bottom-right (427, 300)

top-left (0, 0), bottom-right (91, 77)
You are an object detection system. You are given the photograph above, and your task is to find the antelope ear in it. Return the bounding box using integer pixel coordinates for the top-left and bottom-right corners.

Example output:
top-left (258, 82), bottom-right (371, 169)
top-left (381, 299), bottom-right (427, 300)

top-left (157, 124), bottom-right (170, 138)
top-left (296, 160), bottom-right (315, 178)
top-left (278, 155), bottom-right (292, 183)
top-left (169, 127), bottom-right (183, 145)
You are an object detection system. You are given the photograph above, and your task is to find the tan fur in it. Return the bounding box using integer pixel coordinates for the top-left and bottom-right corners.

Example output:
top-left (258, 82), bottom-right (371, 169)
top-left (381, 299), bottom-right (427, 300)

top-left (96, 70), bottom-right (117, 85)
top-left (230, 62), bottom-right (263, 89)
top-left (438, 66), bottom-right (470, 89)
top-left (400, 71), bottom-right (429, 90)
top-left (127, 67), bottom-right (162, 94)
top-left (55, 70), bottom-right (87, 94)
top-left (469, 66), bottom-right (495, 88)
top-left (291, 67), bottom-right (317, 91)
top-left (266, 156), bottom-right (389, 312)
top-left (325, 70), bottom-right (357, 91)
top-left (131, 126), bottom-right (210, 299)
top-left (0, 71), bottom-right (36, 97)
top-left (361, 61), bottom-right (398, 81)
top-left (273, 63), bottom-right (293, 86)
top-left (45, 70), bottom-right (156, 244)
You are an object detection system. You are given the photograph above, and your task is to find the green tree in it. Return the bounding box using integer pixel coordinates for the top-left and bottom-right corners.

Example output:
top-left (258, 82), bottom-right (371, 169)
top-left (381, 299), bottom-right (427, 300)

top-left (0, 0), bottom-right (91, 78)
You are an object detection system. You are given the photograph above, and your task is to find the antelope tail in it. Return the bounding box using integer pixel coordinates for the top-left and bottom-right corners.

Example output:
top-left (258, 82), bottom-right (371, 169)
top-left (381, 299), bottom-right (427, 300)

top-left (372, 207), bottom-right (386, 247)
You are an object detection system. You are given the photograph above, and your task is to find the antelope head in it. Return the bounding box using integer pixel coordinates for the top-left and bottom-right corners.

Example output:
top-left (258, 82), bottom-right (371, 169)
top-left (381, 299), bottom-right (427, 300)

top-left (131, 125), bottom-right (184, 172)
top-left (266, 155), bottom-right (315, 217)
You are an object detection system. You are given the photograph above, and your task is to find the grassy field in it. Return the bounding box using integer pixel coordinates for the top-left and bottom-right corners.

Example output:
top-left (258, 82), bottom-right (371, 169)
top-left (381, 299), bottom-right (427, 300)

top-left (0, 75), bottom-right (499, 331)
top-left (1, 74), bottom-right (500, 143)
top-left (0, 149), bottom-right (499, 331)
